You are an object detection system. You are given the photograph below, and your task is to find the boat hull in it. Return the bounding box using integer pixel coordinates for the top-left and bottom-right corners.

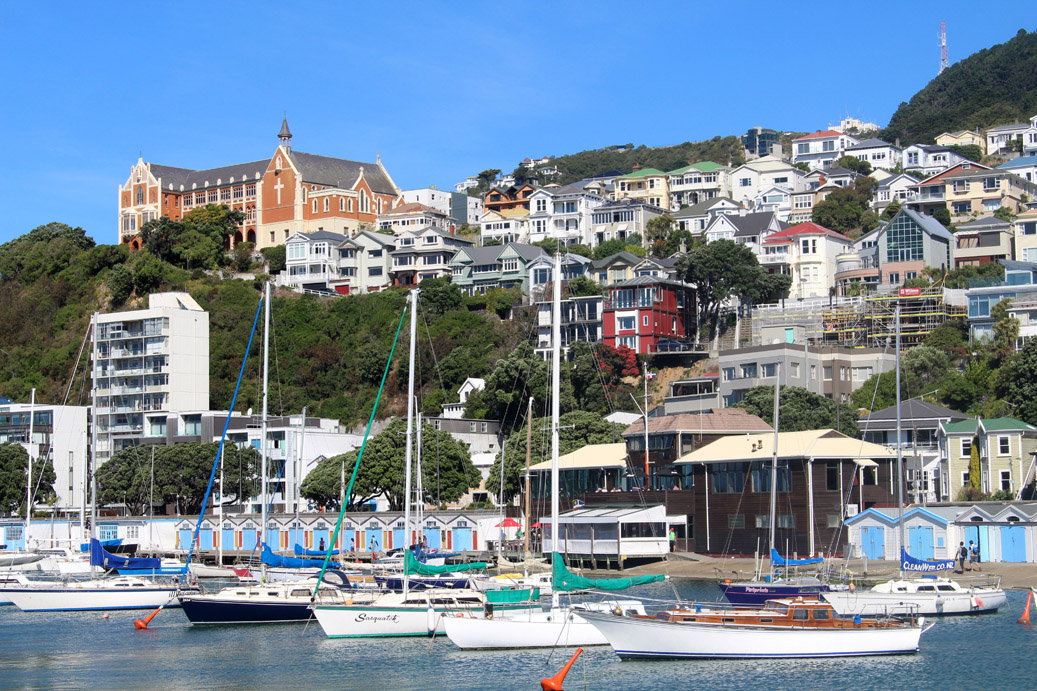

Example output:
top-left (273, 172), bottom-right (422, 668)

top-left (179, 596), bottom-right (315, 624)
top-left (312, 603), bottom-right (437, 638)
top-left (442, 607), bottom-right (608, 648)
top-left (823, 587), bottom-right (1006, 616)
top-left (375, 575), bottom-right (469, 590)
top-left (720, 581), bottom-right (829, 606)
top-left (580, 611), bottom-right (924, 659)
top-left (6, 584), bottom-right (195, 612)
top-left (187, 563), bottom-right (238, 578)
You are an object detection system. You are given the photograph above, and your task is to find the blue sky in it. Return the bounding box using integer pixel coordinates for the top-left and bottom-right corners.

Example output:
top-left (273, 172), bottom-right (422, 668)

top-left (0, 2), bottom-right (1032, 245)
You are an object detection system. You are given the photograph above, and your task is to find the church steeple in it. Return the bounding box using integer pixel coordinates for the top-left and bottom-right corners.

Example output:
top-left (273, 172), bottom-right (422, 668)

top-left (278, 116), bottom-right (292, 152)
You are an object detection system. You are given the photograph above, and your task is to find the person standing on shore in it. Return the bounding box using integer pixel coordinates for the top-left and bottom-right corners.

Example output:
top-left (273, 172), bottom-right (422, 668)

top-left (970, 541), bottom-right (981, 571)
top-left (958, 541), bottom-right (968, 573)
top-left (668, 528), bottom-right (676, 553)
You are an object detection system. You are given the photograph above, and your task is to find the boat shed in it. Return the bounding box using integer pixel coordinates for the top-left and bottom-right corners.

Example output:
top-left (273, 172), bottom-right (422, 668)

top-left (844, 506), bottom-right (957, 561)
top-left (954, 503), bottom-right (1037, 563)
top-left (542, 505), bottom-right (673, 566)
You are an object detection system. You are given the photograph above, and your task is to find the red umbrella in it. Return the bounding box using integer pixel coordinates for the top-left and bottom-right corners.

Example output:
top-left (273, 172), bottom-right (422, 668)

top-left (495, 517), bottom-right (521, 528)
top-left (531, 521), bottom-right (542, 528)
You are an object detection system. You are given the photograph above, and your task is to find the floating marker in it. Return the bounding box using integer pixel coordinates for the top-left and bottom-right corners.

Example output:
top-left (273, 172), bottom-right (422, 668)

top-left (1018, 590), bottom-right (1033, 625)
top-left (541, 647), bottom-right (583, 691)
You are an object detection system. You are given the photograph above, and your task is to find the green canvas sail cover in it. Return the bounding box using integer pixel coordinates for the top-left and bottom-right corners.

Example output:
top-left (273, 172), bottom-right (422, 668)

top-left (405, 549), bottom-right (487, 575)
top-left (552, 553), bottom-right (664, 591)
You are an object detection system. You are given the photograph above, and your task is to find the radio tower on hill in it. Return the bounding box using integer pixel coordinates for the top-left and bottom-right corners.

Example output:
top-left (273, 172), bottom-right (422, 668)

top-left (938, 21), bottom-right (949, 74)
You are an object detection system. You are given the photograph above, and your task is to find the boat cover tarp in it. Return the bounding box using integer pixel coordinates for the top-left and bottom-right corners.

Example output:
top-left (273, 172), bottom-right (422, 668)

top-left (80, 538), bottom-right (122, 553)
top-left (89, 538), bottom-right (160, 570)
top-left (294, 544), bottom-right (340, 557)
top-left (405, 549), bottom-right (487, 575)
top-left (262, 543), bottom-right (339, 569)
top-left (901, 547), bottom-right (955, 572)
top-left (770, 549), bottom-right (824, 568)
top-left (552, 553), bottom-right (664, 591)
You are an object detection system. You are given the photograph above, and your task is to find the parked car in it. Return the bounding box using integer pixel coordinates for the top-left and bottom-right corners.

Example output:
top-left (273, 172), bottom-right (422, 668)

top-left (656, 338), bottom-right (691, 352)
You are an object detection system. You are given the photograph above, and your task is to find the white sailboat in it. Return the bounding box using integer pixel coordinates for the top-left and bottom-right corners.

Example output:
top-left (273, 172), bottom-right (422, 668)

top-left (312, 289), bottom-right (505, 638)
top-left (823, 305), bottom-right (1006, 617)
top-left (441, 256), bottom-right (656, 650)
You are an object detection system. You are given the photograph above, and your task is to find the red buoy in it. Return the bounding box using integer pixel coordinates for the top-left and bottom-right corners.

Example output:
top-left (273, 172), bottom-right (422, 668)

top-left (541, 648), bottom-right (583, 691)
top-left (1018, 590), bottom-right (1033, 625)
top-left (134, 604), bottom-right (164, 630)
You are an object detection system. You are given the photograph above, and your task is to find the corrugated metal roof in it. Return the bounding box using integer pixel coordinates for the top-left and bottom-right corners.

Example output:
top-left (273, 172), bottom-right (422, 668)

top-left (676, 429), bottom-right (893, 464)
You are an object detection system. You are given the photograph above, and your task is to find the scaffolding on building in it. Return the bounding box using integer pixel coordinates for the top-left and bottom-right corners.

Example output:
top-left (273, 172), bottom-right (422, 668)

top-left (751, 287), bottom-right (967, 349)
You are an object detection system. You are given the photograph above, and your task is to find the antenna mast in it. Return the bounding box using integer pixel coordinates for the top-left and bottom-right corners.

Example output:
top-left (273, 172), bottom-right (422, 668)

top-left (938, 21), bottom-right (948, 75)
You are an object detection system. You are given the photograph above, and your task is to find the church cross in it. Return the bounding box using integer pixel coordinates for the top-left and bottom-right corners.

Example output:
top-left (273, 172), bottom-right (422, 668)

top-left (274, 179), bottom-right (285, 205)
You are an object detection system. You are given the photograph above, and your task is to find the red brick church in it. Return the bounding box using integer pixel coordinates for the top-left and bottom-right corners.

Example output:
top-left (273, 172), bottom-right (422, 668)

top-left (117, 118), bottom-right (402, 250)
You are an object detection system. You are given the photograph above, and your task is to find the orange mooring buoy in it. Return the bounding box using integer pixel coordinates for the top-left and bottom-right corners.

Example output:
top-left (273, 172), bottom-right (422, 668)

top-left (541, 648), bottom-right (583, 691)
top-left (134, 604), bottom-right (164, 630)
top-left (1018, 590), bottom-right (1033, 625)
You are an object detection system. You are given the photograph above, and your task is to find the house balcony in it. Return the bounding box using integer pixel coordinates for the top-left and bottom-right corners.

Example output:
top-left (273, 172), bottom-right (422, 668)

top-left (760, 252), bottom-right (789, 265)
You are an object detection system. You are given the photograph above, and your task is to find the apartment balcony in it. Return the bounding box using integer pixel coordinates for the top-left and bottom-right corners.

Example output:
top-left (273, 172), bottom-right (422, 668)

top-left (760, 252), bottom-right (789, 265)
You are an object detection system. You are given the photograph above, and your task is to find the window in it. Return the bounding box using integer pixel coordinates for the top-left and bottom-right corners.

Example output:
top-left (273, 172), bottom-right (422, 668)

top-left (801, 238), bottom-right (817, 254)
top-left (323, 198), bottom-right (329, 212)
top-left (712, 463), bottom-right (746, 494)
top-left (1001, 470), bottom-right (1012, 491)
top-left (727, 514), bottom-right (744, 529)
top-left (739, 178), bottom-right (751, 187)
top-left (617, 316), bottom-right (635, 331)
top-left (220, 188), bottom-right (230, 202)
top-left (999, 436), bottom-right (1010, 455)
top-left (369, 267), bottom-right (383, 276)
top-left (778, 514), bottom-right (795, 529)
top-left (340, 198), bottom-right (345, 212)
top-left (740, 363), bottom-right (757, 378)
top-left (826, 462), bottom-right (839, 491)
top-left (961, 438), bottom-right (972, 457)
top-left (182, 414), bottom-right (201, 436)
top-left (952, 201), bottom-right (972, 214)
top-left (822, 141), bottom-right (835, 152)
top-left (535, 199), bottom-right (546, 212)
top-left (962, 471), bottom-right (970, 488)
top-left (208, 190), bottom-right (217, 203)
top-left (810, 364), bottom-right (817, 380)
top-left (722, 367), bottom-right (735, 381)
top-left (797, 143), bottom-right (809, 154)
top-left (762, 363), bottom-right (777, 377)
top-left (790, 362), bottom-right (800, 377)
top-left (642, 315), bottom-right (649, 326)
top-left (823, 366), bottom-right (832, 381)
top-left (245, 183), bottom-right (256, 197)
top-left (312, 199), bottom-right (318, 213)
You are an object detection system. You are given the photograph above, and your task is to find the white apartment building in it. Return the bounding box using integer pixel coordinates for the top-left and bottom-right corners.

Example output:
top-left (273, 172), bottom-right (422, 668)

top-left (92, 293), bottom-right (209, 464)
top-left (390, 226), bottom-right (473, 286)
top-left (479, 209), bottom-right (528, 245)
top-left (844, 138), bottom-right (902, 172)
top-left (0, 402), bottom-right (90, 517)
top-left (400, 187), bottom-right (483, 225)
top-left (902, 144), bottom-right (967, 177)
top-left (987, 121), bottom-right (1030, 155)
top-left (377, 202), bottom-right (454, 234)
top-left (791, 130), bottom-right (859, 170)
top-left (527, 185), bottom-right (605, 246)
top-left (279, 229), bottom-right (394, 295)
top-left (727, 155), bottom-right (806, 208)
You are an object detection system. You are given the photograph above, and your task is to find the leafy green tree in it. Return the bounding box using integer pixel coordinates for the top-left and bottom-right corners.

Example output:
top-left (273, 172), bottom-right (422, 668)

top-left (932, 208), bottom-right (952, 228)
top-left (811, 178), bottom-right (879, 233)
top-left (661, 228), bottom-right (695, 257)
top-left (837, 155), bottom-right (872, 176)
top-left (677, 240), bottom-right (789, 338)
top-left (851, 345), bottom-right (951, 411)
top-left (881, 200), bottom-right (902, 221)
top-left (418, 277), bottom-right (464, 315)
top-left (592, 238), bottom-right (632, 260)
top-left (484, 411), bottom-right (624, 503)
top-left (96, 442), bottom-right (260, 515)
top-left (993, 207), bottom-right (1017, 223)
top-left (260, 245), bottom-right (286, 274)
top-left (990, 298), bottom-right (1020, 365)
top-left (940, 359), bottom-right (995, 413)
top-left (0, 223), bottom-right (96, 285)
top-left (301, 419), bottom-right (477, 510)
top-left (947, 144), bottom-right (983, 162)
top-left (140, 205), bottom-right (243, 270)
top-left (233, 242), bottom-right (255, 272)
top-left (566, 274), bottom-right (603, 297)
top-left (475, 341), bottom-right (552, 429)
top-left (925, 320), bottom-right (969, 359)
top-left (644, 214), bottom-right (675, 248)
top-left (0, 442), bottom-right (56, 515)
top-left (735, 386), bottom-right (859, 437)
top-left (139, 216), bottom-right (182, 264)
top-left (995, 338), bottom-right (1037, 426)
top-left (107, 264), bottom-right (134, 306)
top-left (132, 252), bottom-right (165, 295)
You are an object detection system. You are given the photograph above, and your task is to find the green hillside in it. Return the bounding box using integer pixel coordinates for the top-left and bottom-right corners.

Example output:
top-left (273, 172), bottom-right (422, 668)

top-left (883, 28), bottom-right (1037, 146)
top-left (546, 136), bottom-right (746, 184)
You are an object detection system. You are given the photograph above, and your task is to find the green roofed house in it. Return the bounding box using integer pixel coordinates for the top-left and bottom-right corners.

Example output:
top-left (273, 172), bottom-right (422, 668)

top-left (667, 162), bottom-right (729, 209)
top-left (448, 242), bottom-right (546, 300)
top-left (615, 166), bottom-right (669, 209)
top-left (938, 417), bottom-right (1037, 501)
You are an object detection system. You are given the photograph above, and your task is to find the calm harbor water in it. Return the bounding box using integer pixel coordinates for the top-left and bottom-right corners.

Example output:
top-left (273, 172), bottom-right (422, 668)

top-left (2, 580), bottom-right (1035, 690)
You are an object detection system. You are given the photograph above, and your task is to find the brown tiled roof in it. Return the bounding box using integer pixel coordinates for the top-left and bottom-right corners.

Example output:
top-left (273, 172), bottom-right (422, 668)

top-left (622, 408), bottom-right (772, 437)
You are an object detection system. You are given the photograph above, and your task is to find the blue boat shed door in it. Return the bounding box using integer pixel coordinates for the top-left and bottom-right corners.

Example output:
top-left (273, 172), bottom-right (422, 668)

top-left (424, 525), bottom-right (442, 550)
top-left (178, 526), bottom-right (195, 550)
top-left (861, 526), bottom-right (885, 560)
top-left (454, 522), bottom-right (473, 552)
top-left (908, 526), bottom-right (934, 560)
top-left (199, 523), bottom-right (214, 551)
top-left (241, 523), bottom-right (258, 551)
top-left (1001, 525), bottom-right (1027, 562)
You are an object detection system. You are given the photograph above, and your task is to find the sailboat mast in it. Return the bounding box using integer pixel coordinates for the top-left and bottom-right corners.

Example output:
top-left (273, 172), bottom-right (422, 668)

top-left (524, 396), bottom-right (532, 558)
top-left (297, 406), bottom-right (306, 545)
top-left (895, 304), bottom-right (905, 573)
top-left (260, 282), bottom-right (270, 579)
top-left (26, 388), bottom-right (35, 549)
top-left (89, 312), bottom-right (99, 577)
top-left (769, 364), bottom-right (780, 563)
top-left (550, 255), bottom-right (561, 608)
top-left (402, 288), bottom-right (418, 600)
top-left (416, 409), bottom-right (423, 545)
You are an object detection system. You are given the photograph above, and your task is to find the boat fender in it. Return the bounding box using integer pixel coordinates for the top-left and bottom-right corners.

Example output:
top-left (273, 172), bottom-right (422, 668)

top-left (345, 600), bottom-right (353, 605)
top-left (853, 615), bottom-right (861, 625)
top-left (724, 579), bottom-right (731, 584)
top-left (613, 606), bottom-right (623, 616)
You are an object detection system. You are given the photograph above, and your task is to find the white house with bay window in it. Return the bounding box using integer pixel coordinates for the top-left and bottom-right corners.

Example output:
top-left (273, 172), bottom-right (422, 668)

top-left (280, 230), bottom-right (348, 293)
top-left (527, 185), bottom-right (605, 246)
top-left (279, 230), bottom-right (394, 295)
top-left (759, 222), bottom-right (852, 300)
top-left (791, 130), bottom-right (859, 170)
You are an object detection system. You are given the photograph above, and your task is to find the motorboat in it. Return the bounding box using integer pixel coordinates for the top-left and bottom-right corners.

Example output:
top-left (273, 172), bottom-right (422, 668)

top-left (581, 596), bottom-right (930, 659)
top-left (4, 575), bottom-right (198, 612)
top-left (822, 573), bottom-right (1007, 616)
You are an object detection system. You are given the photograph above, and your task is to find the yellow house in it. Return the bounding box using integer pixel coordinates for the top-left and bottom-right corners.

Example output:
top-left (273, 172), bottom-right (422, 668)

top-left (935, 130), bottom-right (986, 154)
top-left (615, 167), bottom-right (669, 209)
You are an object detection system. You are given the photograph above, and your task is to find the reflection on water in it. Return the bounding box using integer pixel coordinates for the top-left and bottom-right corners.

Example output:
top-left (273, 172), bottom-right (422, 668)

top-left (0, 581), bottom-right (1032, 690)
